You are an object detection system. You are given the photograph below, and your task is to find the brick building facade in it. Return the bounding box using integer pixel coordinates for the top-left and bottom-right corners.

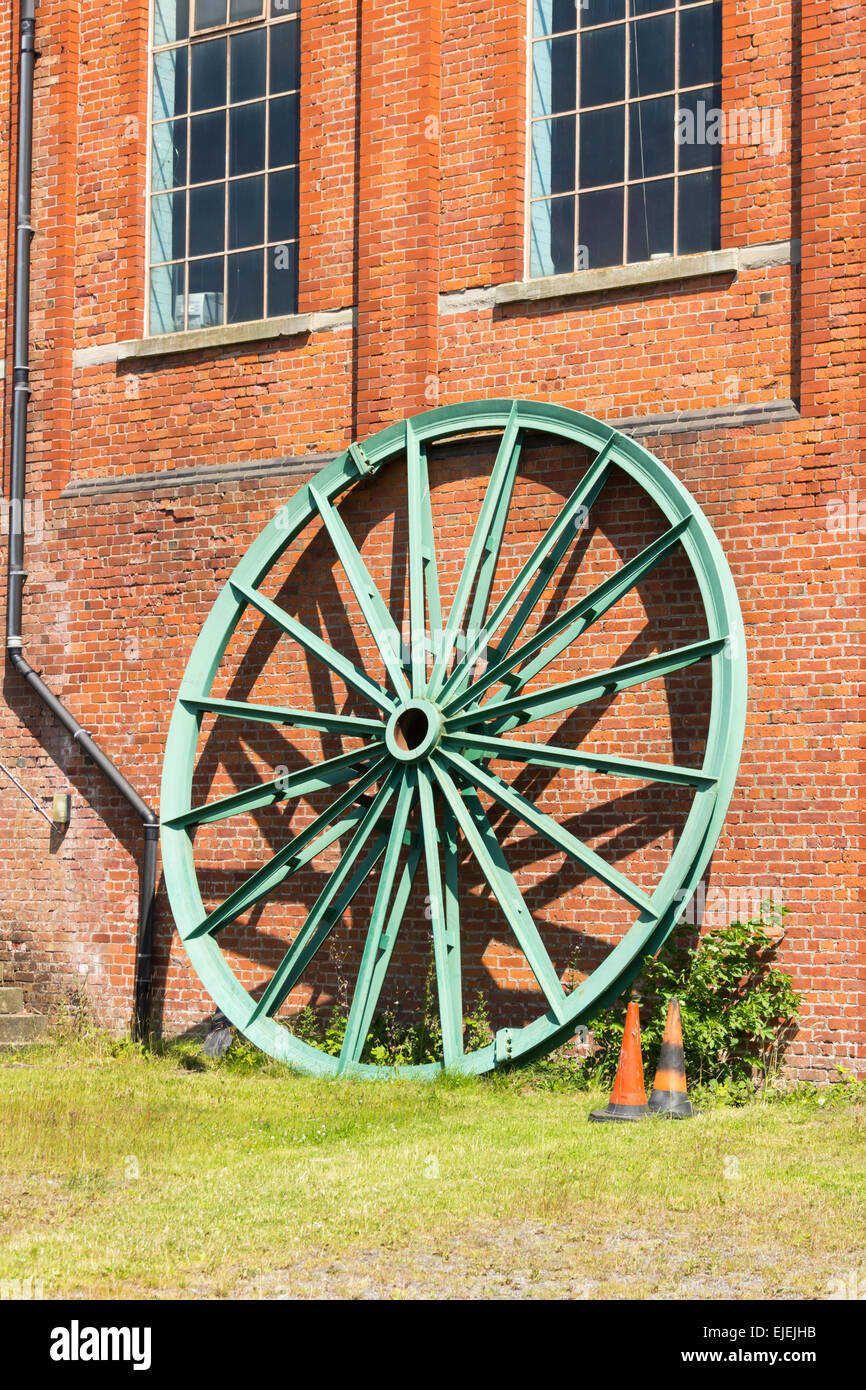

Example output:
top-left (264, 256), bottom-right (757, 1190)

top-left (0, 0), bottom-right (862, 1077)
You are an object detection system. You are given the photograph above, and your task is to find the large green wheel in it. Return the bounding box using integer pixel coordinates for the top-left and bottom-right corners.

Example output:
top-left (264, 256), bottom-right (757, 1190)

top-left (160, 400), bottom-right (746, 1077)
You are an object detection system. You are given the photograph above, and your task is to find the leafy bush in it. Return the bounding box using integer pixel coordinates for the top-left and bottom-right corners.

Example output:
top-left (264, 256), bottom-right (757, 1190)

top-left (584, 907), bottom-right (801, 1091)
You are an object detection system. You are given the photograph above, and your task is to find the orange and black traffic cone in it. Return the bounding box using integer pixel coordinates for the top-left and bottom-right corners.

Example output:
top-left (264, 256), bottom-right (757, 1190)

top-left (648, 998), bottom-right (693, 1118)
top-left (589, 1000), bottom-right (648, 1122)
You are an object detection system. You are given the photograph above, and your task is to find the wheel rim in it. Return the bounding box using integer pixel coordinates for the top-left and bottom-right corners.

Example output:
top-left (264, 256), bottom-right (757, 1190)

top-left (160, 399), bottom-right (747, 1077)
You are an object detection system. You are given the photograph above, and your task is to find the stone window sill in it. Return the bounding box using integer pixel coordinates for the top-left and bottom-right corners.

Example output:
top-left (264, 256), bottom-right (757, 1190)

top-left (72, 307), bottom-right (353, 368)
top-left (439, 241), bottom-right (799, 315)
top-left (496, 249), bottom-right (739, 305)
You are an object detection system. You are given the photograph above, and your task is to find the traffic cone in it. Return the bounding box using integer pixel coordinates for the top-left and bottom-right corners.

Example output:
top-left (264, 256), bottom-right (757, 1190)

top-left (648, 998), bottom-right (693, 1118)
top-left (589, 1000), bottom-right (648, 1122)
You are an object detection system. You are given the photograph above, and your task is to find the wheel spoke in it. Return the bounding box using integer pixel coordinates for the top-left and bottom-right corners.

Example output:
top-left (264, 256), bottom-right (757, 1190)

top-left (230, 576), bottom-right (397, 715)
top-left (185, 801), bottom-right (376, 941)
top-left (447, 636), bottom-right (727, 734)
top-left (418, 766), bottom-right (465, 1064)
top-left (338, 832), bottom-right (425, 1070)
top-left (247, 838), bottom-right (389, 1026)
top-left (309, 483), bottom-right (411, 701)
top-left (437, 745), bottom-right (654, 915)
top-left (338, 775), bottom-right (418, 1070)
top-left (463, 418), bottom-right (523, 666)
top-left (446, 518), bottom-right (691, 714)
top-left (427, 404), bottom-right (522, 698)
top-left (444, 732), bottom-right (717, 789)
top-left (246, 771), bottom-right (404, 1024)
top-left (438, 434), bottom-right (615, 704)
top-left (162, 743), bottom-right (387, 830)
top-left (441, 800), bottom-right (461, 1040)
top-left (190, 760), bottom-right (394, 938)
top-left (429, 762), bottom-right (568, 1023)
top-left (407, 423), bottom-right (443, 695)
top-left (180, 695), bottom-right (385, 738)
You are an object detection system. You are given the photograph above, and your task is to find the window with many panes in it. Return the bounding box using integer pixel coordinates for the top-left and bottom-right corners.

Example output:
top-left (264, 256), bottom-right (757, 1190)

top-left (529, 0), bottom-right (721, 277)
top-left (149, 0), bottom-right (300, 334)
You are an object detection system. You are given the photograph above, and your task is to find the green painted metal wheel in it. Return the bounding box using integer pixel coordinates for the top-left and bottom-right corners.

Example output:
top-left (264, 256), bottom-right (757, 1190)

top-left (160, 400), bottom-right (746, 1077)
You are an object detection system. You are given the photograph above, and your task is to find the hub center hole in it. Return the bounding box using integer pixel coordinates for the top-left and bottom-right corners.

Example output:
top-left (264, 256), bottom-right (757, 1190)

top-left (394, 706), bottom-right (431, 751)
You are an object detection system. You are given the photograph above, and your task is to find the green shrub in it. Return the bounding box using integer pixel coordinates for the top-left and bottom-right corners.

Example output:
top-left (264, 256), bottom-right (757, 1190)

top-left (584, 906), bottom-right (801, 1093)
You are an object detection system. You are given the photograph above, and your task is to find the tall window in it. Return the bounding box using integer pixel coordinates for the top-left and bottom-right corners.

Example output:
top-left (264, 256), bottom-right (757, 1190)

top-left (529, 0), bottom-right (721, 277)
top-left (149, 0), bottom-right (300, 334)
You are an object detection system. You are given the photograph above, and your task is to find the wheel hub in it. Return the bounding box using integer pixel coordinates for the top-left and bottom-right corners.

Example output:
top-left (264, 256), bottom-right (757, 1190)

top-left (385, 698), bottom-right (443, 763)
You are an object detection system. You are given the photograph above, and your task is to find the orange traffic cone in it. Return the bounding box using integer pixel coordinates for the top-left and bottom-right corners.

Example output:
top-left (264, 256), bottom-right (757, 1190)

top-left (589, 1000), bottom-right (648, 1122)
top-left (648, 998), bottom-right (693, 1118)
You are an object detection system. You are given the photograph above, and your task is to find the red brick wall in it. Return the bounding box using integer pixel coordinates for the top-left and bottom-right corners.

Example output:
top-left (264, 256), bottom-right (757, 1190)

top-left (720, 0), bottom-right (797, 250)
top-left (354, 0), bottom-right (441, 433)
top-left (297, 0), bottom-right (357, 317)
top-left (0, 0), bottom-right (862, 1079)
top-left (440, 0), bottom-right (524, 290)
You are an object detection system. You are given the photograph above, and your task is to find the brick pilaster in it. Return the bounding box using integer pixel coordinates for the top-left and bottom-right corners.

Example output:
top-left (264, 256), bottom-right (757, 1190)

top-left (799, 1), bottom-right (866, 420)
top-left (28, 0), bottom-right (81, 495)
top-left (354, 0), bottom-right (441, 438)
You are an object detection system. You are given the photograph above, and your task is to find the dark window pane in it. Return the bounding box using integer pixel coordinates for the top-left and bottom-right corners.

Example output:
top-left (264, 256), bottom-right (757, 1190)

top-left (531, 115), bottom-right (576, 197)
top-left (190, 37), bottom-right (226, 112)
top-left (228, 248), bottom-right (264, 321)
top-left (550, 194), bottom-right (575, 274)
top-left (271, 0), bottom-right (300, 15)
top-left (676, 85), bottom-right (722, 169)
top-left (578, 186), bottom-right (623, 269)
top-left (152, 118), bottom-right (188, 192)
top-left (188, 256), bottom-right (224, 327)
top-left (679, 3), bottom-right (722, 89)
top-left (268, 167), bottom-right (298, 241)
top-left (533, 35), bottom-right (576, 115)
top-left (632, 0), bottom-right (669, 13)
top-left (174, 121), bottom-right (189, 188)
top-left (629, 95), bottom-right (675, 180)
top-left (579, 105), bottom-right (625, 187)
top-left (230, 28), bottom-right (266, 102)
top-left (229, 101), bottom-right (266, 175)
top-left (628, 177), bottom-right (674, 261)
top-left (630, 13), bottom-right (675, 97)
top-left (150, 263), bottom-right (185, 334)
top-left (580, 0), bottom-right (624, 25)
top-left (267, 240), bottom-right (298, 315)
top-left (229, 174), bottom-right (265, 248)
top-left (677, 168), bottom-right (720, 254)
top-left (534, 0), bottom-right (578, 35)
top-left (230, 0), bottom-right (263, 19)
top-left (189, 110), bottom-right (226, 182)
top-left (270, 18), bottom-right (300, 94)
top-left (579, 26), bottom-right (625, 107)
top-left (194, 0), bottom-right (225, 28)
top-left (153, 48), bottom-right (187, 121)
top-left (268, 93), bottom-right (299, 167)
top-left (189, 182), bottom-right (225, 255)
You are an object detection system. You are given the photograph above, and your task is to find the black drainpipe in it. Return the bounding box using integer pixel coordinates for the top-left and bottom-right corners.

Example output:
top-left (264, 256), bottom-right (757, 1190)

top-left (5, 1), bottom-right (158, 1040)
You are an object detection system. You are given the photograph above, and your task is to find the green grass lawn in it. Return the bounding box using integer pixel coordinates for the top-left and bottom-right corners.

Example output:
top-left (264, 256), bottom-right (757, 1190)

top-left (1, 1040), bottom-right (864, 1300)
